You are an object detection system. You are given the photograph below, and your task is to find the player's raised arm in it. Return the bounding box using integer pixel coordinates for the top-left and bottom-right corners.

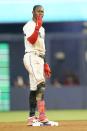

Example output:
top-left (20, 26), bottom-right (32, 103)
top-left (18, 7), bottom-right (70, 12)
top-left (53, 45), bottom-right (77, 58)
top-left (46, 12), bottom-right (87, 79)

top-left (27, 16), bottom-right (42, 44)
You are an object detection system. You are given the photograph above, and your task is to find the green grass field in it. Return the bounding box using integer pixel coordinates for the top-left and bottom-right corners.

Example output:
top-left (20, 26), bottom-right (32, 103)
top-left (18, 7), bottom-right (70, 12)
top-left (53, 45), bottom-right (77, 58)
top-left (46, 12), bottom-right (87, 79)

top-left (0, 110), bottom-right (87, 122)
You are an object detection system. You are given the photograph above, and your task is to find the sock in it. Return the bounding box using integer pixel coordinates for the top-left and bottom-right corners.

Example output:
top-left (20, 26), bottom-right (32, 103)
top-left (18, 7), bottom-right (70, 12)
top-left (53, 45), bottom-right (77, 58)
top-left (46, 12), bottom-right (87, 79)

top-left (29, 91), bottom-right (37, 117)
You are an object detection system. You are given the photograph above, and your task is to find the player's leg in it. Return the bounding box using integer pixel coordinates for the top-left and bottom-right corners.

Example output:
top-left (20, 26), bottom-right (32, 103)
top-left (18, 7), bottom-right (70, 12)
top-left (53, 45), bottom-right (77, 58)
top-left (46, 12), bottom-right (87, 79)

top-left (23, 53), bottom-right (38, 125)
top-left (27, 73), bottom-right (39, 126)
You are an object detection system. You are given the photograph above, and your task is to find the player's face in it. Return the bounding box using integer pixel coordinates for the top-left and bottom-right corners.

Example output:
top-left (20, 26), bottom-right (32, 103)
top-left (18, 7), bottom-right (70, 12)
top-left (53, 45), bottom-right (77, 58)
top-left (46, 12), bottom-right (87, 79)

top-left (33, 6), bottom-right (44, 19)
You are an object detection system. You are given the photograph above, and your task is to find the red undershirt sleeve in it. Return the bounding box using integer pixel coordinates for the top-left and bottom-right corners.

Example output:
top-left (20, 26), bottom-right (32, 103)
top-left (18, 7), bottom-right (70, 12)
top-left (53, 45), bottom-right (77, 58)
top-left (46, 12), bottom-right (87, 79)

top-left (27, 28), bottom-right (39, 45)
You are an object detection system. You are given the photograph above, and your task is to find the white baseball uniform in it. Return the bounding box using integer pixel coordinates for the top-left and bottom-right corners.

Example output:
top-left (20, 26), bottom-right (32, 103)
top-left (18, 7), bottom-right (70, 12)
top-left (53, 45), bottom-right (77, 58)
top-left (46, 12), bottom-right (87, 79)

top-left (23, 20), bottom-right (46, 91)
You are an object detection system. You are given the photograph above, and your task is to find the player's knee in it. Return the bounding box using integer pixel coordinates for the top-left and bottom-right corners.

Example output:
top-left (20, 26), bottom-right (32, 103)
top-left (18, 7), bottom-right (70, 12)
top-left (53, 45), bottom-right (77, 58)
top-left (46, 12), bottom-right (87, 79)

top-left (36, 82), bottom-right (45, 101)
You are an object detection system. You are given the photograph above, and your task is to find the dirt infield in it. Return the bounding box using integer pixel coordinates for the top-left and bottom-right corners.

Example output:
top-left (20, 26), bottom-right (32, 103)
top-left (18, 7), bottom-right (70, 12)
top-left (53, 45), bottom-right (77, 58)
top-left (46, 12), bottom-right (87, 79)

top-left (0, 121), bottom-right (87, 131)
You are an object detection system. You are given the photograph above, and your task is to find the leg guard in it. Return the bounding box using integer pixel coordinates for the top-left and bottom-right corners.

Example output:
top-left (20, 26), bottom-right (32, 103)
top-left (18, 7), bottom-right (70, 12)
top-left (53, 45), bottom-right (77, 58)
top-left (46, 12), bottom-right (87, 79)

top-left (36, 82), bottom-right (45, 101)
top-left (36, 82), bottom-right (47, 121)
top-left (29, 91), bottom-right (37, 117)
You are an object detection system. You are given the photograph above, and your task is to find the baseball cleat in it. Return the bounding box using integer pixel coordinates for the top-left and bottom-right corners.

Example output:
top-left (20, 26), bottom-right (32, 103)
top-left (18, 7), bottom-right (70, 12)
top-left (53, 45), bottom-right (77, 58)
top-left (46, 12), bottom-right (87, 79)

top-left (27, 116), bottom-right (59, 126)
top-left (27, 116), bottom-right (38, 126)
top-left (32, 121), bottom-right (44, 126)
top-left (31, 121), bottom-right (59, 126)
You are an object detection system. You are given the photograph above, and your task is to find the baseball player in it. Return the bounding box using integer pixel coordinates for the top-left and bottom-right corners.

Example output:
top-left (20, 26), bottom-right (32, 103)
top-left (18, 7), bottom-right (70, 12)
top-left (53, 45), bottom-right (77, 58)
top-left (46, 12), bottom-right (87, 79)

top-left (23, 5), bottom-right (51, 126)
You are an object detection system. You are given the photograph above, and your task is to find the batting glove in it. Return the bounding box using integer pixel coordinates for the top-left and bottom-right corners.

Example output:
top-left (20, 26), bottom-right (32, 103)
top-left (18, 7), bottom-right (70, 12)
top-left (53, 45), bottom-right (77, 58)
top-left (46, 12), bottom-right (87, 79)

top-left (44, 63), bottom-right (51, 78)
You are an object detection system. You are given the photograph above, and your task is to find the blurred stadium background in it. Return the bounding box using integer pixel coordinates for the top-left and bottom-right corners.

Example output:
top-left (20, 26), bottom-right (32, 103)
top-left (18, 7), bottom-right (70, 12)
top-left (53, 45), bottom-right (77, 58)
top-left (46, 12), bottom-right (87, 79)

top-left (0, 0), bottom-right (87, 121)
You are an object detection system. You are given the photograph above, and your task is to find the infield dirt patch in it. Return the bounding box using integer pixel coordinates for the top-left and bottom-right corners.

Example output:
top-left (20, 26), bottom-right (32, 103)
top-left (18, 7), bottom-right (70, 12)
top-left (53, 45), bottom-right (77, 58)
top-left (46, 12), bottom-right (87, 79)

top-left (0, 121), bottom-right (87, 131)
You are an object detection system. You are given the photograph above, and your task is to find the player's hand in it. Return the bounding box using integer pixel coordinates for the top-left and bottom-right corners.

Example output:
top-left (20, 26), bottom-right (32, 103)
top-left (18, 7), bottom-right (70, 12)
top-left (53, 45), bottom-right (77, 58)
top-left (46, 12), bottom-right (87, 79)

top-left (35, 15), bottom-right (42, 30)
top-left (44, 63), bottom-right (51, 78)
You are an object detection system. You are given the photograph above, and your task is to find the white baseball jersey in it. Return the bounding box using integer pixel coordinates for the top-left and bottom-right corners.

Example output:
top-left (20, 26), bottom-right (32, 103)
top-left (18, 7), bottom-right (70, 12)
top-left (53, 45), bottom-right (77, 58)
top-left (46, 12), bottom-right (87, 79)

top-left (23, 20), bottom-right (46, 55)
top-left (23, 20), bottom-right (46, 90)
